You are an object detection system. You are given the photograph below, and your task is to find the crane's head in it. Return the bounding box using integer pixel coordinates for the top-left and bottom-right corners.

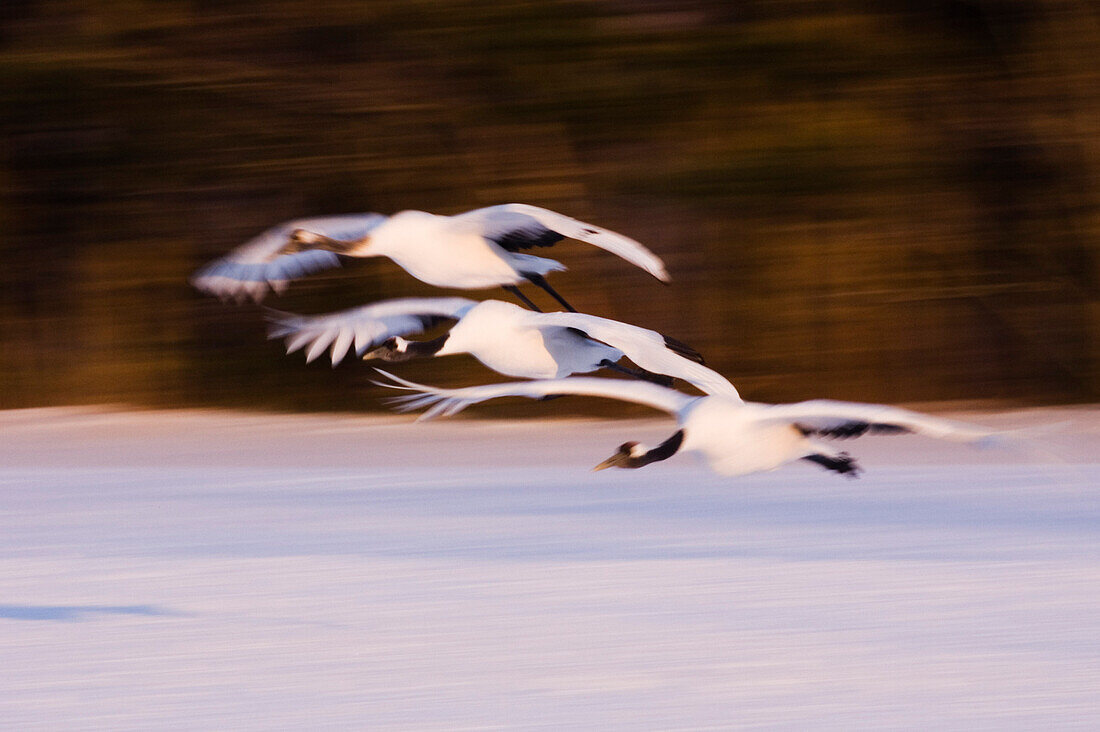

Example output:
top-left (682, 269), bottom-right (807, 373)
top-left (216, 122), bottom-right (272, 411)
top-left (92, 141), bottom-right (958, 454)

top-left (281, 229), bottom-right (327, 254)
top-left (363, 337), bottom-right (410, 362)
top-left (592, 441), bottom-right (649, 471)
top-left (282, 228), bottom-right (370, 255)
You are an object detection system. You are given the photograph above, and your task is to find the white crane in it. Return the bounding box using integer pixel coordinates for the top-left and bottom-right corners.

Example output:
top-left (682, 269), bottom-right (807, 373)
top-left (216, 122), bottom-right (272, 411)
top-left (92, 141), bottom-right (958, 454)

top-left (375, 373), bottom-right (998, 478)
top-left (266, 297), bottom-right (738, 393)
top-left (190, 204), bottom-right (669, 311)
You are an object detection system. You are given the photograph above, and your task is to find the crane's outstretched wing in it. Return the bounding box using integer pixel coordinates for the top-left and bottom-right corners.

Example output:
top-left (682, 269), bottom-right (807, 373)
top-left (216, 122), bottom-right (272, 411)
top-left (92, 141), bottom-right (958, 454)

top-left (266, 297), bottom-right (477, 366)
top-left (758, 400), bottom-right (997, 444)
top-left (190, 213), bottom-right (387, 302)
top-left (374, 371), bottom-right (697, 421)
top-left (453, 204), bottom-right (670, 283)
top-left (528, 311), bottom-right (741, 400)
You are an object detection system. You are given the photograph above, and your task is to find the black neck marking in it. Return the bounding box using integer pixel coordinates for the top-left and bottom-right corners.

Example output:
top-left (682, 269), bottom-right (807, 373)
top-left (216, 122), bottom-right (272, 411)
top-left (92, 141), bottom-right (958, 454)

top-left (406, 331), bottom-right (451, 358)
top-left (631, 429), bottom-right (684, 468)
top-left (377, 332), bottom-right (451, 362)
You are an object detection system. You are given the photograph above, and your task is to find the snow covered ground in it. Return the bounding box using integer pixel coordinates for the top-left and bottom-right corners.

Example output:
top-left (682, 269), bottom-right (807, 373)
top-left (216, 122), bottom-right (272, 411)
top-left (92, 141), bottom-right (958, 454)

top-left (1, 405), bottom-right (1098, 730)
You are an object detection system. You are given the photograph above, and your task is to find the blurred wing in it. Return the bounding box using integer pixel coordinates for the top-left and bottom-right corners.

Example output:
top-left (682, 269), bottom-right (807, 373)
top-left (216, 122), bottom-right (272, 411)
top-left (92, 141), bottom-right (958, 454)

top-left (190, 214), bottom-right (387, 302)
top-left (758, 400), bottom-right (996, 444)
top-left (455, 204), bottom-right (669, 282)
top-left (267, 297), bottom-right (476, 366)
top-left (191, 250), bottom-right (343, 303)
top-left (374, 371), bottom-right (697, 421)
top-left (529, 312), bottom-right (741, 400)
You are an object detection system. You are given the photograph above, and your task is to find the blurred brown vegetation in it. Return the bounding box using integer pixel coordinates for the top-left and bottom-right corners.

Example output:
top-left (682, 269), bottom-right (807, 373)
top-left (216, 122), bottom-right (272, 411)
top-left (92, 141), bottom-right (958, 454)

top-left (1, 0), bottom-right (1098, 412)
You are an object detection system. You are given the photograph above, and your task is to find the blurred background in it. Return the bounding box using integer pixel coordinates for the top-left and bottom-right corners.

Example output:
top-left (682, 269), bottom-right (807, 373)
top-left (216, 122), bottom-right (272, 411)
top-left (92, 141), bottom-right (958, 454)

top-left (1, 0), bottom-right (1097, 412)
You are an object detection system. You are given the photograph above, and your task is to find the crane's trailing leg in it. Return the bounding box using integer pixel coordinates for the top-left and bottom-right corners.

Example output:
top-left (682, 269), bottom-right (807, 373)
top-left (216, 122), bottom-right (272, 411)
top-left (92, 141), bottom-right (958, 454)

top-left (524, 273), bottom-right (577, 313)
top-left (502, 285), bottom-right (543, 312)
top-left (802, 452), bottom-right (862, 478)
top-left (598, 359), bottom-right (674, 387)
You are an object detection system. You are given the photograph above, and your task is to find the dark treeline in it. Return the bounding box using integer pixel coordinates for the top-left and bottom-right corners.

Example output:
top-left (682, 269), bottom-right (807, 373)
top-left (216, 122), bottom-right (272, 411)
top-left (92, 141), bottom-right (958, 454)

top-left (1, 0), bottom-right (1097, 412)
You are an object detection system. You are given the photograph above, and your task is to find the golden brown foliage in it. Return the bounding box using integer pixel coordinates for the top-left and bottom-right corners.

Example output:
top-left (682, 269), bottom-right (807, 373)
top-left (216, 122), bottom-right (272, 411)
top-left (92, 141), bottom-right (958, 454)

top-left (1, 0), bottom-right (1097, 410)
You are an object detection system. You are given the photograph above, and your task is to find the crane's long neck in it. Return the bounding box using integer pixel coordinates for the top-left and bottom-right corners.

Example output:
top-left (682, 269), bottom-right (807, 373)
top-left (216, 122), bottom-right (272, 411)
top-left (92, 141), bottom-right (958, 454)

top-left (633, 429), bottom-right (685, 467)
top-left (396, 332), bottom-right (451, 360)
top-left (420, 332), bottom-right (452, 357)
top-left (367, 333), bottom-right (451, 363)
top-left (596, 430), bottom-right (684, 471)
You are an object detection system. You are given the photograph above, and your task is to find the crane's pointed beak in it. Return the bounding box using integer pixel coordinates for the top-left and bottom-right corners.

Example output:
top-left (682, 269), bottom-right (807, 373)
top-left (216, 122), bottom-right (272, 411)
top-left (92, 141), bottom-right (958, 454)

top-left (592, 453), bottom-right (629, 472)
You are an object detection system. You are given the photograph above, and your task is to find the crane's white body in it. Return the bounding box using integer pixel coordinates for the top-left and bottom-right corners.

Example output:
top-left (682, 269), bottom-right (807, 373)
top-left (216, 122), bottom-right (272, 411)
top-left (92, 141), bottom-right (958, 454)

top-left (365, 211), bottom-right (564, 290)
top-left (192, 204), bottom-right (666, 302)
top-left (440, 300), bottom-right (620, 379)
top-left (378, 374), bottom-right (997, 477)
top-left (269, 298), bottom-right (731, 388)
top-left (675, 398), bottom-right (814, 476)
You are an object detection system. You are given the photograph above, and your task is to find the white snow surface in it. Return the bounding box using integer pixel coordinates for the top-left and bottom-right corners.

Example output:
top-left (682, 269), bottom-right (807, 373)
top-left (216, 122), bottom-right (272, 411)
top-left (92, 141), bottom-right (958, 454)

top-left (1, 405), bottom-right (1098, 730)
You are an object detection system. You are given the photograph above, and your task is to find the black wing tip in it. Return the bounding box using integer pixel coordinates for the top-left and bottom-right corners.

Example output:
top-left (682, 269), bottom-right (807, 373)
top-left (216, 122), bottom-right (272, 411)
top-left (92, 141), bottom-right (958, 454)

top-left (662, 334), bottom-right (706, 365)
top-left (797, 422), bottom-right (913, 439)
top-left (492, 228), bottom-right (565, 252)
